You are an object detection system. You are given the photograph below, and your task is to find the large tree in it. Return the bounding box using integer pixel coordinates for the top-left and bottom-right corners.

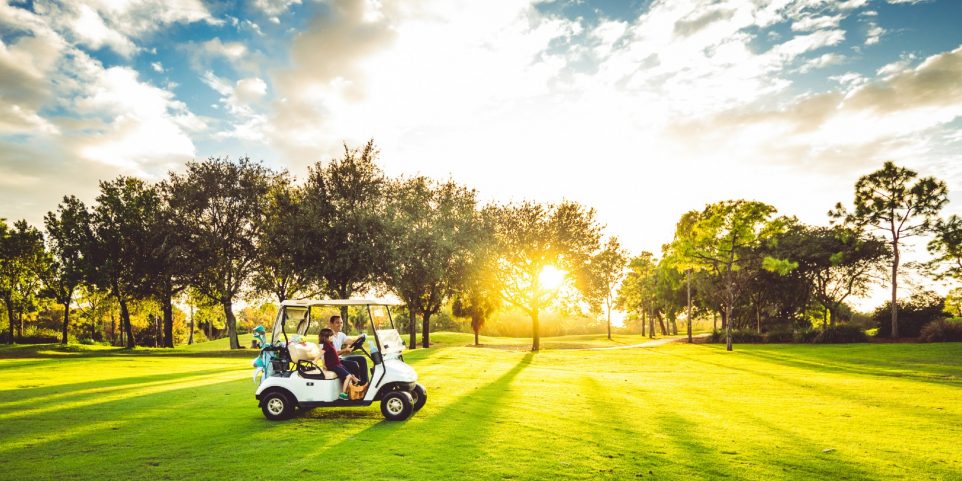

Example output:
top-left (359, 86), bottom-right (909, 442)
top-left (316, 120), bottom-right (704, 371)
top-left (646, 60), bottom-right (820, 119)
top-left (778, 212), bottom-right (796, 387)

top-left (43, 196), bottom-right (92, 345)
top-left (300, 141), bottom-right (390, 329)
top-left (385, 177), bottom-right (481, 348)
top-left (672, 200), bottom-right (783, 351)
top-left (588, 237), bottom-right (628, 340)
top-left (928, 214), bottom-right (962, 281)
top-left (0, 220), bottom-right (45, 342)
top-left (616, 251), bottom-right (658, 337)
top-left (252, 178), bottom-right (318, 304)
top-left (493, 201), bottom-right (602, 351)
top-left (88, 177), bottom-right (160, 348)
top-left (452, 206), bottom-right (500, 346)
top-left (146, 184), bottom-right (193, 348)
top-left (168, 157), bottom-right (279, 349)
top-left (831, 161), bottom-right (947, 338)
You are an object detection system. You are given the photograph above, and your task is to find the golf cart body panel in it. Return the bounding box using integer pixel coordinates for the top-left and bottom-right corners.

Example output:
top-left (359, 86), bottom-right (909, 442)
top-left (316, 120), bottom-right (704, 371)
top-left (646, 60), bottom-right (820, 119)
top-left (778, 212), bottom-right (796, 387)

top-left (253, 298), bottom-right (423, 420)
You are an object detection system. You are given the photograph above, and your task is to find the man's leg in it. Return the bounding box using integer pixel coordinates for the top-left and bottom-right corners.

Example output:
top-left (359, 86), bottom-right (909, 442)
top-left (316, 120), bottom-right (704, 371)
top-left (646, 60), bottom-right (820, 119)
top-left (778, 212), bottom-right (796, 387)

top-left (341, 359), bottom-right (361, 380)
top-left (343, 354), bottom-right (368, 384)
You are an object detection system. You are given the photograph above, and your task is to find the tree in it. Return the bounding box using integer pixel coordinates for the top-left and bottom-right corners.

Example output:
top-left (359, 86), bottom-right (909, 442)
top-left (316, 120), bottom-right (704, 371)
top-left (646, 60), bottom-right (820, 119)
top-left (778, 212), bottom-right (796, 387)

top-left (42, 196), bottom-right (92, 344)
top-left (168, 157), bottom-right (279, 349)
top-left (87, 177), bottom-right (160, 348)
top-left (494, 201), bottom-right (602, 351)
top-left (0, 220), bottom-right (45, 342)
top-left (616, 251), bottom-right (657, 336)
top-left (831, 161), bottom-right (948, 338)
top-left (589, 237), bottom-right (628, 340)
top-left (385, 177), bottom-right (481, 348)
top-left (146, 184), bottom-right (193, 348)
top-left (671, 200), bottom-right (783, 351)
top-left (452, 206), bottom-right (500, 346)
top-left (928, 215), bottom-right (962, 281)
top-left (300, 141), bottom-right (390, 329)
top-left (783, 225), bottom-right (887, 326)
top-left (252, 179), bottom-right (319, 304)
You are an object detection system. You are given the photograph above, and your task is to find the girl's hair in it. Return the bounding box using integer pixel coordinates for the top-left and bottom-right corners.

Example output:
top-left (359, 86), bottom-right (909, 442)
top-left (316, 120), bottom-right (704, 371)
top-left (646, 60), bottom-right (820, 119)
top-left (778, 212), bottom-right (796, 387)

top-left (319, 328), bottom-right (334, 339)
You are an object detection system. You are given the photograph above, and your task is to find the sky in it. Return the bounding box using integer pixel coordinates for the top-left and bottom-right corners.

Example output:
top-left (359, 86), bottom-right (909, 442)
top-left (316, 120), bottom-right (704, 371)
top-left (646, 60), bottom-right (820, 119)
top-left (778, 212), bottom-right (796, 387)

top-left (3, 0), bottom-right (962, 299)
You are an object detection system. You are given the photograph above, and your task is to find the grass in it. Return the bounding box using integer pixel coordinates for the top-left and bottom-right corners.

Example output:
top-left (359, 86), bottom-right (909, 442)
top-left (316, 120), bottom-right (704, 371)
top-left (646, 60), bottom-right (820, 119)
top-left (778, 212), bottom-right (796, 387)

top-left (1, 334), bottom-right (960, 480)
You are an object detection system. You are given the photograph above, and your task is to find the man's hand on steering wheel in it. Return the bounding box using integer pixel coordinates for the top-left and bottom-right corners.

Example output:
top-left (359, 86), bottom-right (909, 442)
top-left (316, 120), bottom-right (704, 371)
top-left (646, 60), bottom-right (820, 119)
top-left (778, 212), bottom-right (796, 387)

top-left (349, 333), bottom-right (367, 351)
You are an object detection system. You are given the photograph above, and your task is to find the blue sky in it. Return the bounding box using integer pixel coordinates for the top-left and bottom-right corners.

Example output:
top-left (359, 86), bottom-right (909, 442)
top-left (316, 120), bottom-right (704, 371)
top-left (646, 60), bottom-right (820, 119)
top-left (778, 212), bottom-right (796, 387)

top-left (3, 0), bottom-right (962, 270)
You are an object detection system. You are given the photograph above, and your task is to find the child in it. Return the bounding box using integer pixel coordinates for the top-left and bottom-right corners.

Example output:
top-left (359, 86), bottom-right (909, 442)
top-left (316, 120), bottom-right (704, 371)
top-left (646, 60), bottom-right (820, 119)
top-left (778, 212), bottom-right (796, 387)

top-left (319, 328), bottom-right (359, 400)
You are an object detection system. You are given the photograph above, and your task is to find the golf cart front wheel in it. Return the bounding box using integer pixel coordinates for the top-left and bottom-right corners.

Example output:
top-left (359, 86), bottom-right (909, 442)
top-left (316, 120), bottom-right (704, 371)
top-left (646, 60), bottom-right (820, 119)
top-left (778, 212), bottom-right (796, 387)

top-left (410, 383), bottom-right (427, 412)
top-left (261, 391), bottom-right (294, 420)
top-left (380, 391), bottom-right (414, 421)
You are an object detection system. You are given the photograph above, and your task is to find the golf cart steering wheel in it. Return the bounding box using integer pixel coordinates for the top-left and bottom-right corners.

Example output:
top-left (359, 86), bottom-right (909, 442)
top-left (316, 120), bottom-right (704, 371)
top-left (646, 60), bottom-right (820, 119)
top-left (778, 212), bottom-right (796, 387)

top-left (349, 333), bottom-right (367, 351)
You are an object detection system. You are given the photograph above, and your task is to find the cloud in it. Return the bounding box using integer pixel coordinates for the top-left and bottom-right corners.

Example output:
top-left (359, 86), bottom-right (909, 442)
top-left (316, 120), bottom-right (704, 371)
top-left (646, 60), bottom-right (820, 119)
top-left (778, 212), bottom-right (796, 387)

top-left (33, 0), bottom-right (219, 57)
top-left (202, 72), bottom-right (269, 141)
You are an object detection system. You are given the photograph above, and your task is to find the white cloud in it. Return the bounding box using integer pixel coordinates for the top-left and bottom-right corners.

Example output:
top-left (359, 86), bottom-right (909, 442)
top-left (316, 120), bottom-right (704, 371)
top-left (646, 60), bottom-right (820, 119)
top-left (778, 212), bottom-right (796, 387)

top-left (866, 23), bottom-right (884, 45)
top-left (151, 61), bottom-right (164, 73)
top-left (252, 0), bottom-right (303, 17)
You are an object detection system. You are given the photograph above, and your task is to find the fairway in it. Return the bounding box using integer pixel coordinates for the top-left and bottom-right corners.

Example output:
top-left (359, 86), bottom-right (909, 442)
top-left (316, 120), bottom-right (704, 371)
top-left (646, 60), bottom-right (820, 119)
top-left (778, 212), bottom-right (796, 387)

top-left (1, 337), bottom-right (961, 481)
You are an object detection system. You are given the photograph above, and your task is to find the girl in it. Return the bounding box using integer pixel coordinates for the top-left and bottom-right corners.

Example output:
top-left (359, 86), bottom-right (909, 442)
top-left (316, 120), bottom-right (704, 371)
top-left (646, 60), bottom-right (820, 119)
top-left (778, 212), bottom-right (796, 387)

top-left (319, 328), bottom-right (359, 400)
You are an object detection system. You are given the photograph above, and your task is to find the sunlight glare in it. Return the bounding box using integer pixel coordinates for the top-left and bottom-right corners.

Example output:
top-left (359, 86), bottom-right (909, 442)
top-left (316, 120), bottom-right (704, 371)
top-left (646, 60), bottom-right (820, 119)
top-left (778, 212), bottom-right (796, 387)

top-left (538, 265), bottom-right (566, 291)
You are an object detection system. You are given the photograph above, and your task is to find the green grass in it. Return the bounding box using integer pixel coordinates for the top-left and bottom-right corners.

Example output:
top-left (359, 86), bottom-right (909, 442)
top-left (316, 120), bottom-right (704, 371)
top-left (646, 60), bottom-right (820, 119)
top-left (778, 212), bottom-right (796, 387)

top-left (1, 335), bottom-right (961, 480)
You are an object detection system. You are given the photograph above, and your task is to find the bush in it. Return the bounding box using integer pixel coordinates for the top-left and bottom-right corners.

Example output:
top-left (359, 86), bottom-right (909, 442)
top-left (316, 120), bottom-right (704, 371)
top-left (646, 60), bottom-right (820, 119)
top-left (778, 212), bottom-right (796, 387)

top-left (708, 329), bottom-right (763, 344)
top-left (763, 329), bottom-right (795, 343)
top-left (874, 290), bottom-right (949, 338)
top-left (813, 325), bottom-right (868, 344)
top-left (920, 318), bottom-right (962, 342)
top-left (9, 334), bottom-right (60, 344)
top-left (793, 329), bottom-right (819, 343)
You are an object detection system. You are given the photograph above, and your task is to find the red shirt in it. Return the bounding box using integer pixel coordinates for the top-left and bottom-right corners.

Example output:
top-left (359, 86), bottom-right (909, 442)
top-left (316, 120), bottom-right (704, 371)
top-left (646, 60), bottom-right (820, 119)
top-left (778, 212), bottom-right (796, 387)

top-left (322, 340), bottom-right (342, 369)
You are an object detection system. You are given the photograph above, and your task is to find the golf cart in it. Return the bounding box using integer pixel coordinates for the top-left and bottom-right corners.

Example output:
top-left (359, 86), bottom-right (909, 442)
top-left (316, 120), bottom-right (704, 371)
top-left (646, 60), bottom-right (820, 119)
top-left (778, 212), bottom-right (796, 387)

top-left (252, 299), bottom-right (426, 421)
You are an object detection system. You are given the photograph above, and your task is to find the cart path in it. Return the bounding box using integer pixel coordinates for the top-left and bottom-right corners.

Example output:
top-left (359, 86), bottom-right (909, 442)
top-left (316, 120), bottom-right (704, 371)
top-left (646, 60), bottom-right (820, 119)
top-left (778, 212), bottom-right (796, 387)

top-left (581, 333), bottom-right (711, 351)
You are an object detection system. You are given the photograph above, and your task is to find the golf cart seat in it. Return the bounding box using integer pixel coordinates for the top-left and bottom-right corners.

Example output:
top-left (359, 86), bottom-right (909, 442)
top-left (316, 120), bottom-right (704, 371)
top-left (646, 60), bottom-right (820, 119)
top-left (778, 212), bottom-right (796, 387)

top-left (296, 360), bottom-right (337, 380)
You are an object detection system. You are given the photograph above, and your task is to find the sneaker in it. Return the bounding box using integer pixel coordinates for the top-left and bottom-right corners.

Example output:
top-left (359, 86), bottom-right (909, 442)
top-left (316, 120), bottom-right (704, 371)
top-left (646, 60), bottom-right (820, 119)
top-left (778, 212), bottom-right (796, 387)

top-left (338, 392), bottom-right (349, 400)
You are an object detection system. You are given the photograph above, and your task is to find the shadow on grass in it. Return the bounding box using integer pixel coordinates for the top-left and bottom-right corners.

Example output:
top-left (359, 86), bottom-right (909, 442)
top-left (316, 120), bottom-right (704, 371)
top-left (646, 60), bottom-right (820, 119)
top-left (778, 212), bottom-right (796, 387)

top-left (650, 346), bottom-right (962, 426)
top-left (295, 352), bottom-right (535, 477)
top-left (0, 367), bottom-right (244, 412)
top-left (734, 346), bottom-right (962, 387)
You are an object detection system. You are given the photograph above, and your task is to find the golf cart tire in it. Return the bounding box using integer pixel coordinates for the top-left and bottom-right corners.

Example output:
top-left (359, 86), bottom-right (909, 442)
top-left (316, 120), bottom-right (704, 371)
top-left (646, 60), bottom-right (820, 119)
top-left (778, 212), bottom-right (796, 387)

top-left (261, 390), bottom-right (295, 421)
top-left (411, 383), bottom-right (427, 412)
top-left (380, 391), bottom-right (414, 421)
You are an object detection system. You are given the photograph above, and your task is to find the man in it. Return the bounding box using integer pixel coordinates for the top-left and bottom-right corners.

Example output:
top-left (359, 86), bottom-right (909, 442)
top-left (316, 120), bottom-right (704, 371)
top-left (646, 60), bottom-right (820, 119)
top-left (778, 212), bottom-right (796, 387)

top-left (326, 315), bottom-right (369, 384)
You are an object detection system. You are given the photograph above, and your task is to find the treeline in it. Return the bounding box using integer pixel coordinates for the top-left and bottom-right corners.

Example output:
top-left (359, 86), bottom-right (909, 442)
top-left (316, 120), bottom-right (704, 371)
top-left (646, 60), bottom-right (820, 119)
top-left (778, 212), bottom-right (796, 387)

top-left (617, 162), bottom-right (962, 349)
top-left (0, 141), bottom-right (623, 350)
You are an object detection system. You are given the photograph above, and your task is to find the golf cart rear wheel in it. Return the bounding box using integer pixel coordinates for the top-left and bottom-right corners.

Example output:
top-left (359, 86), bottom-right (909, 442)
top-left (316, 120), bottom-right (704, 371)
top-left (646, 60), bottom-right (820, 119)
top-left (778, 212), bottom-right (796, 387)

top-left (380, 391), bottom-right (414, 421)
top-left (261, 391), bottom-right (294, 420)
top-left (410, 383), bottom-right (427, 412)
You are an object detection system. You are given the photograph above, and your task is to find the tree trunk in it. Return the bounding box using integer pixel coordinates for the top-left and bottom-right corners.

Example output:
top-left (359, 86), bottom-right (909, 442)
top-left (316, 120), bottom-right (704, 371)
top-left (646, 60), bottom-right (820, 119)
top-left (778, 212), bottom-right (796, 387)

top-left (119, 298), bottom-right (134, 348)
top-left (649, 311), bottom-right (655, 339)
top-left (18, 310), bottom-right (24, 338)
top-left (640, 311), bottom-right (646, 336)
top-left (713, 311), bottom-right (717, 331)
top-left (891, 241), bottom-right (899, 339)
top-left (421, 312), bottom-right (431, 348)
top-left (339, 305), bottom-right (350, 333)
top-left (657, 314), bottom-right (667, 336)
top-left (472, 313), bottom-right (481, 346)
top-left (224, 298), bottom-right (240, 349)
top-left (61, 300), bottom-right (71, 345)
top-left (725, 304), bottom-right (733, 352)
top-left (474, 327), bottom-right (479, 346)
top-left (188, 302), bottom-right (194, 345)
top-left (408, 309), bottom-right (417, 350)
top-left (686, 271), bottom-right (693, 344)
top-left (162, 295), bottom-right (174, 348)
top-left (756, 303), bottom-right (761, 334)
top-left (531, 309), bottom-right (540, 351)
top-left (4, 298), bottom-right (14, 344)
top-left (606, 300), bottom-right (612, 340)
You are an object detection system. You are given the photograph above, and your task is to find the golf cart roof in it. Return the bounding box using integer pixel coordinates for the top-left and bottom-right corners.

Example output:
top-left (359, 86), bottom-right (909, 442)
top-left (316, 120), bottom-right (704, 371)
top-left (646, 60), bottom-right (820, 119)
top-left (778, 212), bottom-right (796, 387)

top-left (279, 299), bottom-right (403, 308)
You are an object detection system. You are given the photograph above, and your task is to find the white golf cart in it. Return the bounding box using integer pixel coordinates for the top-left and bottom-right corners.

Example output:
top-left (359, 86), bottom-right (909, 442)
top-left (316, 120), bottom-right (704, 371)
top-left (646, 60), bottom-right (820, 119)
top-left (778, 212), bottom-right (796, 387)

top-left (253, 299), bottom-right (426, 421)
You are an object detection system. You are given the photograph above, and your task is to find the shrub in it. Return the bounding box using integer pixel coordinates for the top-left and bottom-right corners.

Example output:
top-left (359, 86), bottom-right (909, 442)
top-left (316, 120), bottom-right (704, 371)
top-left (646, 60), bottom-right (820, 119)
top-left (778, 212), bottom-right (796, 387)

top-left (10, 334), bottom-right (60, 344)
top-left (813, 325), bottom-right (868, 344)
top-left (763, 329), bottom-right (795, 343)
top-left (793, 329), bottom-right (819, 343)
top-left (708, 329), bottom-right (763, 343)
top-left (919, 318), bottom-right (962, 342)
top-left (874, 290), bottom-right (949, 338)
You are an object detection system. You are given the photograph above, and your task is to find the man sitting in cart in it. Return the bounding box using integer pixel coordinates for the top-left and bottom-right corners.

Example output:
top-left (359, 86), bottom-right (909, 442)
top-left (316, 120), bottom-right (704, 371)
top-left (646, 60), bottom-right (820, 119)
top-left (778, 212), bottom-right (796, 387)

top-left (326, 315), bottom-right (369, 384)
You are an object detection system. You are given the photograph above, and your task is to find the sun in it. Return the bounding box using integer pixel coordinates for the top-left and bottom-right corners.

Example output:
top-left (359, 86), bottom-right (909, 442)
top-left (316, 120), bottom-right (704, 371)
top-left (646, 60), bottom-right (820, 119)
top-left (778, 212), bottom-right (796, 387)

top-left (538, 265), bottom-right (567, 291)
